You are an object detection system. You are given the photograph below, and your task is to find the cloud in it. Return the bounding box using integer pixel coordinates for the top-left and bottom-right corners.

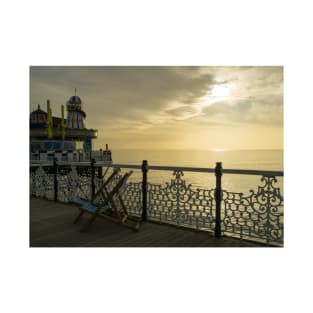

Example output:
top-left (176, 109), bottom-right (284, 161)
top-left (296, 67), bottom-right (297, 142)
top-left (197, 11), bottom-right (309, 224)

top-left (164, 105), bottom-right (202, 120)
top-left (201, 93), bottom-right (283, 126)
top-left (30, 66), bottom-right (283, 149)
top-left (30, 66), bottom-right (217, 127)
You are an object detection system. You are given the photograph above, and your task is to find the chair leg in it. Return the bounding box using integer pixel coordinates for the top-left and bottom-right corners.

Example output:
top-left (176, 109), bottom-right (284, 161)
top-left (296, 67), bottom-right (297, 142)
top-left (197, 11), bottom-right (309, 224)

top-left (73, 209), bottom-right (84, 224)
top-left (80, 213), bottom-right (98, 232)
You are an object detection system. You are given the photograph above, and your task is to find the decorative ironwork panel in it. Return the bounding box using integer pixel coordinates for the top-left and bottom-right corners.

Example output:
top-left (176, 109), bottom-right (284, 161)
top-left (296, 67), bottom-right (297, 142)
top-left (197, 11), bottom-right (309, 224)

top-left (106, 172), bottom-right (123, 194)
top-left (221, 175), bottom-right (284, 245)
top-left (56, 166), bottom-right (71, 202)
top-left (29, 165), bottom-right (94, 203)
top-left (29, 163), bottom-right (284, 246)
top-left (94, 174), bottom-right (104, 192)
top-left (120, 182), bottom-right (142, 216)
top-left (31, 166), bottom-right (55, 200)
top-left (30, 166), bottom-right (39, 196)
top-left (101, 170), bottom-right (142, 216)
top-left (76, 166), bottom-right (92, 177)
top-left (65, 166), bottom-right (92, 202)
top-left (147, 170), bottom-right (215, 231)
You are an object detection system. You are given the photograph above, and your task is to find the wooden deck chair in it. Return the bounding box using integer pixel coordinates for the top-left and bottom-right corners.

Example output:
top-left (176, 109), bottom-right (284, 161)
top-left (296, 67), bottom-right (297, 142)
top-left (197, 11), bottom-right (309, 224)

top-left (74, 170), bottom-right (141, 232)
top-left (69, 165), bottom-right (119, 204)
top-left (72, 167), bottom-right (120, 220)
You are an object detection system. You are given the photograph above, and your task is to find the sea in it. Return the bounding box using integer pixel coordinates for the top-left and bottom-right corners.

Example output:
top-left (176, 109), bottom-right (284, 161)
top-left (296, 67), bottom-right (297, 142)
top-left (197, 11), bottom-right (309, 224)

top-left (112, 149), bottom-right (284, 194)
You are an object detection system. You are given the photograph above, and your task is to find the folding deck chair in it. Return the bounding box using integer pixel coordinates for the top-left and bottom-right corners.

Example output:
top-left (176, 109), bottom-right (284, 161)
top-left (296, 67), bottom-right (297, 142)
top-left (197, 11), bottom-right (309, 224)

top-left (73, 169), bottom-right (141, 232)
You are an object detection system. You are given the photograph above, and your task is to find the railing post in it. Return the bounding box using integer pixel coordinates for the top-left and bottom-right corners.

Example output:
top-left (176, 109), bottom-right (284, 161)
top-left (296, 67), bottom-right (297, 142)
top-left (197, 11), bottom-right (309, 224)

top-left (141, 160), bottom-right (148, 221)
top-left (97, 163), bottom-right (103, 189)
top-left (98, 164), bottom-right (103, 179)
top-left (214, 162), bottom-right (223, 237)
top-left (91, 158), bottom-right (96, 199)
top-left (53, 157), bottom-right (58, 201)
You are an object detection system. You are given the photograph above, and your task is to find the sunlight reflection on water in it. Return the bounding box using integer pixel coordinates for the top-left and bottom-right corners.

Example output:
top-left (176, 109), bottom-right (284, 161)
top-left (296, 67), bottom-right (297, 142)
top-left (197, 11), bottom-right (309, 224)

top-left (112, 149), bottom-right (284, 193)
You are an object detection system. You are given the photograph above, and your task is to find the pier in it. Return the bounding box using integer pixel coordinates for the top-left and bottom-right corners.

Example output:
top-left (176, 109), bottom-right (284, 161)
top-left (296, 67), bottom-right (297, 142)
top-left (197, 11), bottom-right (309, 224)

top-left (30, 160), bottom-right (283, 247)
top-left (30, 198), bottom-right (267, 247)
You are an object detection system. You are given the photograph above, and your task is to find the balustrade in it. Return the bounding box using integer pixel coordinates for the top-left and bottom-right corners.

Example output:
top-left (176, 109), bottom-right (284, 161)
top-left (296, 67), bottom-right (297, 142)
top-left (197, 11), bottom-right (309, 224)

top-left (30, 159), bottom-right (284, 246)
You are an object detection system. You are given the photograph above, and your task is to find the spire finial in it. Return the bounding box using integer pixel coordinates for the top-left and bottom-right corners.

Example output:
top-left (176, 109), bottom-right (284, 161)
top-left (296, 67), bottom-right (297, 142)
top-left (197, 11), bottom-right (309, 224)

top-left (74, 87), bottom-right (77, 96)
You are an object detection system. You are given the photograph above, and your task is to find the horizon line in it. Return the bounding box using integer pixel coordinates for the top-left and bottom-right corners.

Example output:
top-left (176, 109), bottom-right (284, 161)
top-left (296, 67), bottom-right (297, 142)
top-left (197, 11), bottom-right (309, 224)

top-left (108, 148), bottom-right (284, 151)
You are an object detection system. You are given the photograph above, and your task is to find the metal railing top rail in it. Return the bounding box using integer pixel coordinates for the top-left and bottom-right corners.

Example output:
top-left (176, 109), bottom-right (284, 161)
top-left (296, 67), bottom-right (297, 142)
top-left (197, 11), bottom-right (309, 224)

top-left (30, 160), bottom-right (112, 167)
top-left (149, 165), bottom-right (216, 173)
top-left (222, 168), bottom-right (283, 177)
top-left (112, 163), bottom-right (215, 173)
top-left (112, 163), bottom-right (283, 176)
top-left (111, 164), bottom-right (143, 170)
top-left (30, 161), bottom-right (283, 177)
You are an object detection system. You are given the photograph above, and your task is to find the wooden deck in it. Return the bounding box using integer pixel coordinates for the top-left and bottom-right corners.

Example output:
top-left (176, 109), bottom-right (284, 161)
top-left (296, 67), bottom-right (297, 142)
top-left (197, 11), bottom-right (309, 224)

top-left (30, 197), bottom-right (267, 247)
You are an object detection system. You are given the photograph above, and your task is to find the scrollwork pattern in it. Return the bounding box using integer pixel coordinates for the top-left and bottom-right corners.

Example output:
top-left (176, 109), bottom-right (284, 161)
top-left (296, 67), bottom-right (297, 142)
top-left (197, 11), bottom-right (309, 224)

top-left (222, 175), bottom-right (283, 244)
top-left (31, 166), bottom-right (55, 200)
top-left (30, 165), bottom-right (283, 245)
top-left (147, 170), bottom-right (215, 231)
top-left (120, 182), bottom-right (142, 216)
top-left (30, 165), bottom-right (94, 202)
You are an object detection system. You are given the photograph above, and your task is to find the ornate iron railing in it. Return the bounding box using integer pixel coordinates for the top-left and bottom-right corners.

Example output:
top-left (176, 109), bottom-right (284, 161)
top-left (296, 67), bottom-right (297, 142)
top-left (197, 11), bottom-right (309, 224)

top-left (144, 169), bottom-right (216, 231)
top-left (30, 159), bottom-right (284, 246)
top-left (220, 174), bottom-right (283, 244)
top-left (30, 160), bottom-right (104, 203)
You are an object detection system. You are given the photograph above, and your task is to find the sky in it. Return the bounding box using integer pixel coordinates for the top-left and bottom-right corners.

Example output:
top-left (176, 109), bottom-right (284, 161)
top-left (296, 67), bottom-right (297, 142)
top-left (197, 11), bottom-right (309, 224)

top-left (30, 66), bottom-right (283, 151)
top-left (7, 2), bottom-right (313, 311)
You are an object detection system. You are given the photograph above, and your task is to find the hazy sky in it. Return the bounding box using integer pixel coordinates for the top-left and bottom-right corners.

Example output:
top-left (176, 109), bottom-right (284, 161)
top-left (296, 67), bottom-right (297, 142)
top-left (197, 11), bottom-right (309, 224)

top-left (30, 66), bottom-right (283, 150)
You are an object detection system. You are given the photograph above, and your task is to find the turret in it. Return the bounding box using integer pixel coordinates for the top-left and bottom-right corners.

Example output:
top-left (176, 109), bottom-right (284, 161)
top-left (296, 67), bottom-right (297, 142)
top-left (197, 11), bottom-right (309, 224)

top-left (66, 91), bottom-right (86, 129)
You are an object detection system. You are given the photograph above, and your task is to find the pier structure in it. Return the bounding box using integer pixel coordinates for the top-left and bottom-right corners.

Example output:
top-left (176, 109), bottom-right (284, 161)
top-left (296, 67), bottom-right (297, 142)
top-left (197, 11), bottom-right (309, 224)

top-left (65, 92), bottom-right (86, 129)
top-left (30, 160), bottom-right (284, 247)
top-left (30, 93), bottom-right (112, 164)
top-left (30, 197), bottom-right (267, 247)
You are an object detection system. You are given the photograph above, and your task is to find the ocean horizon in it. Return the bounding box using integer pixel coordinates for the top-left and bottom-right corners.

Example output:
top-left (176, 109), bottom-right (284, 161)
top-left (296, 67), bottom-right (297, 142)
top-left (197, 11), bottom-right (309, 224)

top-left (110, 149), bottom-right (283, 193)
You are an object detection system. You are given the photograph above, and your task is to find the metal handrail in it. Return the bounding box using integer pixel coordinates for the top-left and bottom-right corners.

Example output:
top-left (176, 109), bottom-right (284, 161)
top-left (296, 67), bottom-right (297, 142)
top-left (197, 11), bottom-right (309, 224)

top-left (30, 160), bottom-right (284, 245)
top-left (222, 168), bottom-right (283, 176)
top-left (31, 161), bottom-right (284, 176)
top-left (112, 163), bottom-right (283, 176)
top-left (111, 164), bottom-right (142, 170)
top-left (30, 160), bottom-right (112, 167)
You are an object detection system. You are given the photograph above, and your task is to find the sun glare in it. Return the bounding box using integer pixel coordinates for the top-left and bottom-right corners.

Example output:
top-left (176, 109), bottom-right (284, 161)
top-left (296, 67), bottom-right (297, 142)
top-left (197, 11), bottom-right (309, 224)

top-left (200, 84), bottom-right (232, 108)
top-left (211, 84), bottom-right (231, 98)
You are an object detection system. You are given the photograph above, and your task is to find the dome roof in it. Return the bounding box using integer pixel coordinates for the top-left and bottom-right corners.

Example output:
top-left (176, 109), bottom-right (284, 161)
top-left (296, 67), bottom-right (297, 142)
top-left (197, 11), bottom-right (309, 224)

top-left (67, 95), bottom-right (82, 105)
top-left (30, 105), bottom-right (47, 115)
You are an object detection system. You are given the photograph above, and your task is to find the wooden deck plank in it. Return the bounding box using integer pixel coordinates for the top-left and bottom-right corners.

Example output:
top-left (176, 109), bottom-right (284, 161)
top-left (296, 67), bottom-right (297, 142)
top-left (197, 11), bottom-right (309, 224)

top-left (30, 197), bottom-right (268, 247)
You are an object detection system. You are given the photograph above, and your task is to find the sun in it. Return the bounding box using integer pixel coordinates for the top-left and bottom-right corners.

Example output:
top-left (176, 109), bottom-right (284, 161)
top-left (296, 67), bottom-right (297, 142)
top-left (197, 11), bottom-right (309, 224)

top-left (200, 84), bottom-right (232, 108)
top-left (211, 84), bottom-right (231, 98)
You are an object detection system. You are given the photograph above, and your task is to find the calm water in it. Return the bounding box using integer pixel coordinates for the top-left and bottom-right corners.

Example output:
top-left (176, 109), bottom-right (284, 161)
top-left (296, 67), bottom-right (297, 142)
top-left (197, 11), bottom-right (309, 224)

top-left (112, 149), bottom-right (283, 194)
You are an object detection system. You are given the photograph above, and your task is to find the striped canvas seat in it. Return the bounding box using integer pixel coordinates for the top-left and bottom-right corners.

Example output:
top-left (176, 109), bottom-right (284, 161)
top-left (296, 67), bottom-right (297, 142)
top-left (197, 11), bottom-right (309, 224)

top-left (80, 199), bottom-right (111, 214)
